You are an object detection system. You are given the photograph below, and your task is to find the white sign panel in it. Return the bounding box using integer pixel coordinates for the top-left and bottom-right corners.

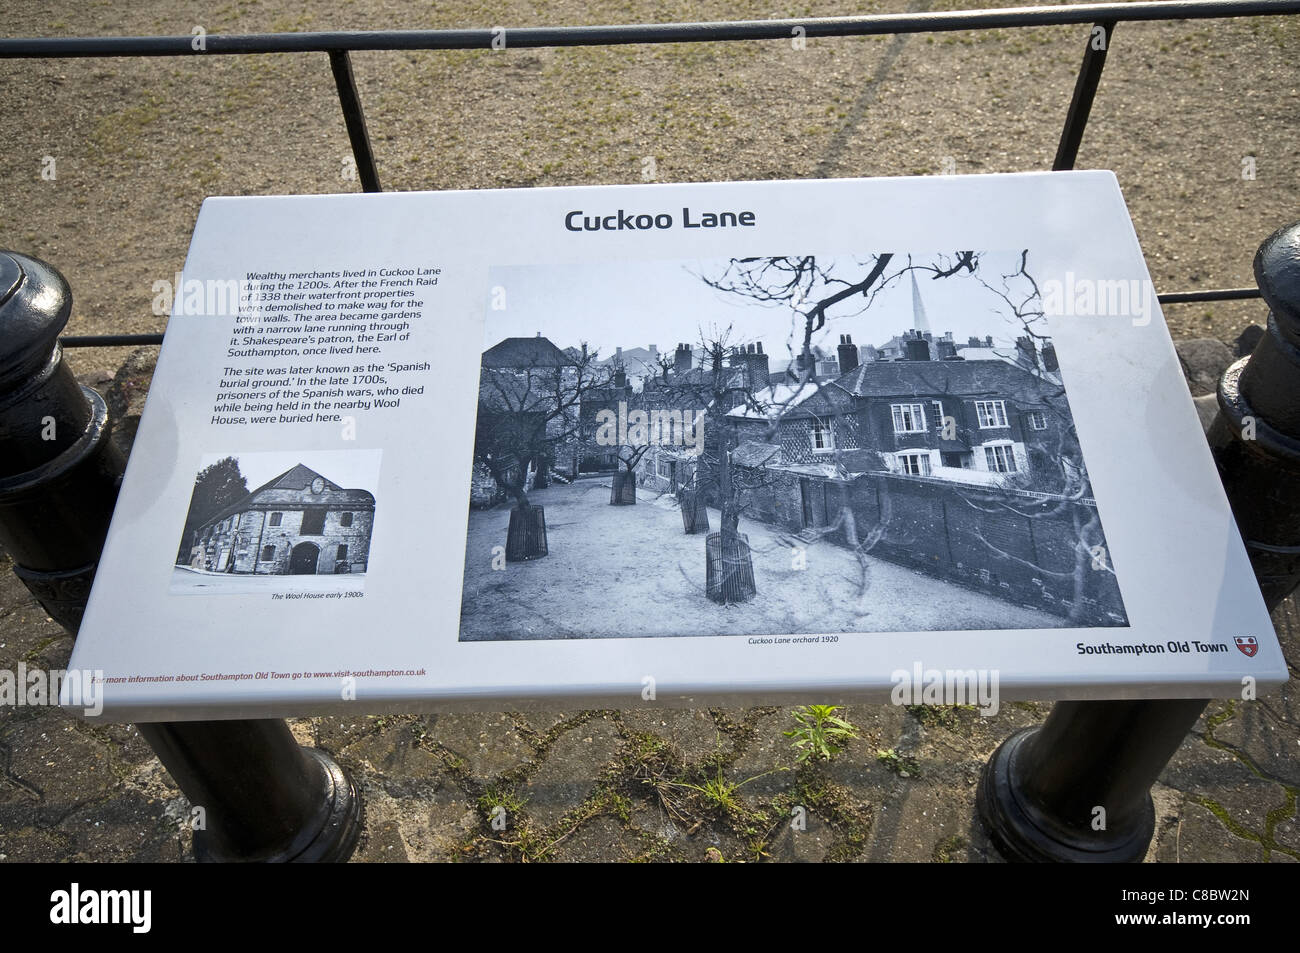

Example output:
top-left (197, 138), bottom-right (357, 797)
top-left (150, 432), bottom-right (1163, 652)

top-left (67, 171), bottom-right (1286, 721)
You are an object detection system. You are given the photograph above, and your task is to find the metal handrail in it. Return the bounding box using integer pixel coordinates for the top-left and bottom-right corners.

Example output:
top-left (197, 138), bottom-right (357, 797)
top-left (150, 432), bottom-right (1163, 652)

top-left (4, 0), bottom-right (1292, 347)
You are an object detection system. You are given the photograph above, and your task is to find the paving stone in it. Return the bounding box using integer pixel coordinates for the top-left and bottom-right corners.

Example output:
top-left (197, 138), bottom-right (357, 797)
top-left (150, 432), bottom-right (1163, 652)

top-left (1152, 800), bottom-right (1265, 863)
top-left (354, 819), bottom-right (410, 863)
top-left (76, 722), bottom-right (159, 767)
top-left (426, 711), bottom-right (537, 779)
top-left (630, 800), bottom-right (687, 847)
top-left (355, 772), bottom-right (476, 862)
top-left (1271, 805), bottom-right (1300, 855)
top-left (1161, 731), bottom-right (1293, 850)
top-left (1209, 702), bottom-right (1300, 788)
top-left (0, 825), bottom-right (72, 862)
top-left (671, 825), bottom-right (750, 863)
top-left (729, 709), bottom-right (800, 801)
top-left (0, 716), bottom-right (119, 818)
top-left (511, 710), bottom-right (584, 736)
top-left (860, 777), bottom-right (977, 862)
top-left (765, 806), bottom-right (832, 862)
top-left (548, 815), bottom-right (639, 862)
top-left (522, 716), bottom-right (622, 828)
top-left (313, 715), bottom-right (380, 755)
top-left (60, 791), bottom-right (182, 863)
top-left (344, 719), bottom-right (446, 799)
top-left (620, 708), bottom-right (730, 764)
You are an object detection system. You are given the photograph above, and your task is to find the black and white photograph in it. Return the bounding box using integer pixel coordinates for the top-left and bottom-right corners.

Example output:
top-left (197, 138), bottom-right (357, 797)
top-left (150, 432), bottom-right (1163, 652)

top-left (460, 250), bottom-right (1129, 640)
top-left (172, 449), bottom-right (381, 594)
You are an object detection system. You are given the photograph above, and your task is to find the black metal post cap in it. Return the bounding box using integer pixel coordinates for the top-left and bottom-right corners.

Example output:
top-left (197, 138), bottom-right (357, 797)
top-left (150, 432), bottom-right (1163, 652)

top-left (1254, 221), bottom-right (1300, 346)
top-left (0, 250), bottom-right (74, 388)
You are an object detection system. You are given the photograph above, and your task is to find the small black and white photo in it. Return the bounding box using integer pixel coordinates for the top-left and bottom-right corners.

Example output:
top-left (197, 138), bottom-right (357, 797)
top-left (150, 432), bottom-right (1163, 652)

top-left (459, 249), bottom-right (1129, 641)
top-left (172, 449), bottom-right (381, 594)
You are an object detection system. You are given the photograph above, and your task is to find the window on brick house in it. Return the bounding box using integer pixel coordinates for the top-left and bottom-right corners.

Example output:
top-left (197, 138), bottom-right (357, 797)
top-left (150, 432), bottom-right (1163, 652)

top-left (897, 451), bottom-right (931, 476)
top-left (810, 420), bottom-right (835, 452)
top-left (974, 400), bottom-right (1008, 428)
top-left (269, 512), bottom-right (282, 526)
top-left (261, 545), bottom-right (275, 561)
top-left (337, 544), bottom-right (348, 560)
top-left (985, 444), bottom-right (1018, 472)
top-left (931, 400), bottom-right (944, 426)
top-left (1027, 411), bottom-right (1048, 430)
top-left (340, 512), bottom-right (353, 527)
top-left (300, 509), bottom-right (326, 535)
top-left (891, 403), bottom-right (926, 433)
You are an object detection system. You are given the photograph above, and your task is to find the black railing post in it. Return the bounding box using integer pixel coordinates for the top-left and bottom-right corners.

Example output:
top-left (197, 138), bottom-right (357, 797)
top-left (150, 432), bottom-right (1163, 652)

top-left (977, 221), bottom-right (1300, 862)
top-left (1052, 20), bottom-right (1115, 171)
top-left (0, 249), bottom-right (362, 863)
top-left (329, 50), bottom-right (382, 193)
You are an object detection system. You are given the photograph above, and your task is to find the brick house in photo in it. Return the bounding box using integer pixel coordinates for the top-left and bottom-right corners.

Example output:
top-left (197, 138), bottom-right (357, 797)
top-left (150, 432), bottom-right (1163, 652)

top-left (728, 335), bottom-right (1076, 511)
top-left (716, 331), bottom-right (1123, 624)
top-left (185, 464), bottom-right (375, 575)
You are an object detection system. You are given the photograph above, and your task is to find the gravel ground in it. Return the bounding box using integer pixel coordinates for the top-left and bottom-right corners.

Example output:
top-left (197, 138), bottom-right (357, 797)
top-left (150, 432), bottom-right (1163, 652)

top-left (2, 0), bottom-right (1297, 383)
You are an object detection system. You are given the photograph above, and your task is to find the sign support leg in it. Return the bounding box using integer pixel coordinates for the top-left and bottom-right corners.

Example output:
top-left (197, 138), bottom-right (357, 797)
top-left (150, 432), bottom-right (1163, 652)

top-left (0, 249), bottom-right (362, 863)
top-left (979, 220), bottom-right (1300, 862)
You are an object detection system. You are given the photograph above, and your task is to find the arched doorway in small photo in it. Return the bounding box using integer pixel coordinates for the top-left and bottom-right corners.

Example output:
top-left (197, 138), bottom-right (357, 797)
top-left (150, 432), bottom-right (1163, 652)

top-left (289, 541), bottom-right (320, 575)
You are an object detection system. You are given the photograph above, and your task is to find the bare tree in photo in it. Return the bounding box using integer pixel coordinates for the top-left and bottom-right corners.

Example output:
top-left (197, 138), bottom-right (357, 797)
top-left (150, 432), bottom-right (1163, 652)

top-left (475, 347), bottom-right (615, 560)
top-left (176, 456), bottom-right (248, 564)
top-left (699, 252), bottom-right (978, 382)
top-left (696, 253), bottom-right (982, 601)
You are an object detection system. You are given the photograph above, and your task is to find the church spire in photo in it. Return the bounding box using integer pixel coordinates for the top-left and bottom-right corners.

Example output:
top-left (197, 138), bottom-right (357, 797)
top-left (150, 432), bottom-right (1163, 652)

top-left (911, 268), bottom-right (931, 335)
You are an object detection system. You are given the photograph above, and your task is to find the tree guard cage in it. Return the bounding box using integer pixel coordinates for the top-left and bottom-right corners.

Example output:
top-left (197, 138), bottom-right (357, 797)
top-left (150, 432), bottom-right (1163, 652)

top-left (2, 1), bottom-right (1297, 351)
top-left (505, 504), bottom-right (548, 561)
top-left (610, 471), bottom-right (637, 505)
top-left (678, 486), bottom-right (710, 534)
top-left (705, 531), bottom-right (758, 604)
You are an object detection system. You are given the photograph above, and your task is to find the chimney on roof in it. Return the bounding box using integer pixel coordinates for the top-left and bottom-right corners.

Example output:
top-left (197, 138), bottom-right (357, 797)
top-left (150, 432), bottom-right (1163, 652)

top-left (742, 342), bottom-right (770, 389)
top-left (649, 344), bottom-right (658, 362)
top-left (1015, 335), bottom-right (1039, 369)
top-left (675, 342), bottom-right (692, 374)
top-left (967, 336), bottom-right (981, 348)
top-left (985, 335), bottom-right (994, 347)
top-left (936, 339), bottom-right (957, 359)
top-left (1041, 342), bottom-right (1059, 372)
top-left (837, 333), bottom-right (860, 374)
top-left (614, 368), bottom-right (627, 388)
top-left (536, 331), bottom-right (541, 337)
top-left (904, 337), bottom-right (931, 361)
top-left (796, 349), bottom-right (817, 382)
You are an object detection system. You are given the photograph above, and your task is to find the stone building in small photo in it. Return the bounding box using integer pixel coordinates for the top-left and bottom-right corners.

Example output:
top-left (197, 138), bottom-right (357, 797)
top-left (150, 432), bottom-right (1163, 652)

top-left (184, 463), bottom-right (375, 575)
